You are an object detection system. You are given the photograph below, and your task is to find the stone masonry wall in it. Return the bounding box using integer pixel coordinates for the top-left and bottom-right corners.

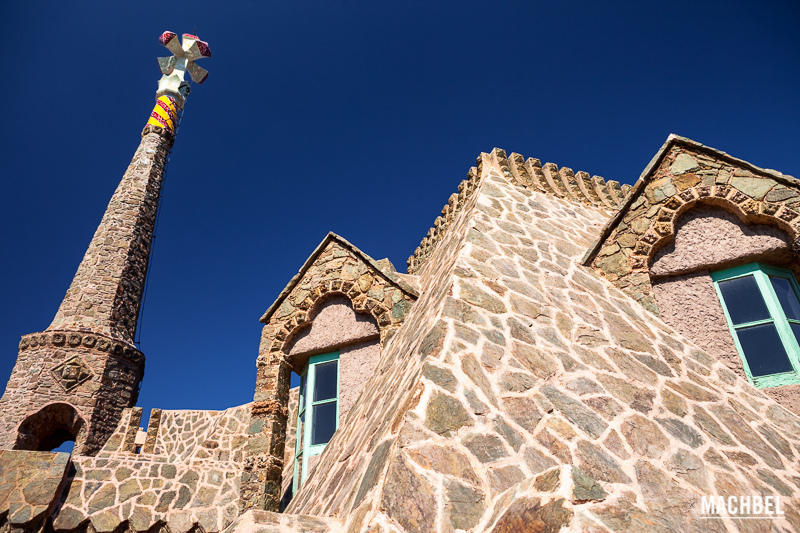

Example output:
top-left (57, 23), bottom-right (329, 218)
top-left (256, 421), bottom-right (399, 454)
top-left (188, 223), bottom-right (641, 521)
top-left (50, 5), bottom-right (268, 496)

top-left (49, 404), bottom-right (249, 533)
top-left (268, 151), bottom-right (800, 532)
top-left (357, 161), bottom-right (800, 532)
top-left (283, 150), bottom-right (490, 525)
top-left (0, 450), bottom-right (71, 531)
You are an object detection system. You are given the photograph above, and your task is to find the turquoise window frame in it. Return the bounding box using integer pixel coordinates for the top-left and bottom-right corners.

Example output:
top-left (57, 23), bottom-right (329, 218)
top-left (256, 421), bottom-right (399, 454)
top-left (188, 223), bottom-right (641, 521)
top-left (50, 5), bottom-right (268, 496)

top-left (292, 352), bottom-right (339, 493)
top-left (711, 263), bottom-right (800, 388)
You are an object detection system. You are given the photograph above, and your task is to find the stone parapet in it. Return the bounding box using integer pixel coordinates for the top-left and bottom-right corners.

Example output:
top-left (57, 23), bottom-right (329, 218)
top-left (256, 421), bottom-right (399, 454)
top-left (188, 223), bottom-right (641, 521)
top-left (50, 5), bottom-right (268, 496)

top-left (406, 147), bottom-right (630, 275)
top-left (0, 450), bottom-right (71, 531)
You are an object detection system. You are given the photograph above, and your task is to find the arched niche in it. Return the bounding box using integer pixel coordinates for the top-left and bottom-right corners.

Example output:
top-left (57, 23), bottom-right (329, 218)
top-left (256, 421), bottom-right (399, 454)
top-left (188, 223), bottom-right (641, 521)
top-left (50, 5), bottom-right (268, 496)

top-left (14, 402), bottom-right (86, 452)
top-left (649, 205), bottom-right (800, 414)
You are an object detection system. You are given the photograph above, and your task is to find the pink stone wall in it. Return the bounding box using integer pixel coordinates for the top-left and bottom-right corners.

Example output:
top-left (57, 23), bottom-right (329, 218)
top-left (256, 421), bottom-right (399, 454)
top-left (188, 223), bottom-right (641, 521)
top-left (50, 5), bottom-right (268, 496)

top-left (339, 340), bottom-right (381, 420)
top-left (651, 207), bottom-right (800, 414)
top-left (287, 296), bottom-right (379, 362)
top-left (650, 207), bottom-right (791, 277)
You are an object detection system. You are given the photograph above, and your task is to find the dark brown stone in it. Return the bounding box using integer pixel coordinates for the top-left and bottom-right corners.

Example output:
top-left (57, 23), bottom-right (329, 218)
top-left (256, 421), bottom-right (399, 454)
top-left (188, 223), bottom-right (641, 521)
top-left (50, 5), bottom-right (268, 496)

top-left (501, 396), bottom-right (542, 431)
top-left (406, 444), bottom-right (480, 486)
top-left (424, 391), bottom-right (472, 436)
top-left (464, 433), bottom-right (509, 463)
top-left (571, 466), bottom-right (607, 503)
top-left (596, 374), bottom-right (655, 414)
top-left (533, 468), bottom-right (561, 492)
top-left (576, 440), bottom-right (631, 484)
top-left (490, 497), bottom-right (573, 533)
top-left (352, 439), bottom-right (392, 511)
top-left (421, 363), bottom-right (456, 393)
top-left (511, 343), bottom-right (558, 379)
top-left (620, 415), bottom-right (669, 459)
top-left (655, 417), bottom-right (704, 448)
top-left (380, 454), bottom-right (437, 533)
top-left (692, 406), bottom-right (735, 446)
top-left (540, 385), bottom-right (607, 439)
top-left (459, 282), bottom-right (506, 313)
top-left (445, 480), bottom-right (485, 530)
top-left (710, 404), bottom-right (783, 469)
top-left (488, 465), bottom-right (525, 493)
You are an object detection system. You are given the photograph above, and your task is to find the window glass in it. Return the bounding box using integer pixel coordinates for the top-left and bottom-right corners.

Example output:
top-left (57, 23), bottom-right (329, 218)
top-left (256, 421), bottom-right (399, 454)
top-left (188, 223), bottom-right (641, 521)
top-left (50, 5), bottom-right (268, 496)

top-left (311, 402), bottom-right (337, 445)
top-left (770, 276), bottom-right (800, 320)
top-left (314, 361), bottom-right (338, 401)
top-left (790, 323), bottom-right (800, 346)
top-left (717, 276), bottom-right (770, 325)
top-left (713, 264), bottom-right (800, 388)
top-left (294, 352), bottom-right (339, 492)
top-left (737, 323), bottom-right (795, 376)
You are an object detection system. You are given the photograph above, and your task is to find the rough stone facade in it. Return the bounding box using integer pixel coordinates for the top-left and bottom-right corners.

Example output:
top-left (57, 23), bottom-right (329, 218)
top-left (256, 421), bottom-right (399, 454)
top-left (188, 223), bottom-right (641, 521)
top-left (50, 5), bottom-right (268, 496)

top-left (586, 135), bottom-right (800, 415)
top-left (0, 126), bottom-right (173, 456)
top-left (3, 132), bottom-right (800, 533)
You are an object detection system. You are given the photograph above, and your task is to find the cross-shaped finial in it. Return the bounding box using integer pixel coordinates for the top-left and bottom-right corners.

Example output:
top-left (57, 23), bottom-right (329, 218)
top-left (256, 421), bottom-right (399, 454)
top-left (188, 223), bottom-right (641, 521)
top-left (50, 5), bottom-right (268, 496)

top-left (156, 31), bottom-right (211, 109)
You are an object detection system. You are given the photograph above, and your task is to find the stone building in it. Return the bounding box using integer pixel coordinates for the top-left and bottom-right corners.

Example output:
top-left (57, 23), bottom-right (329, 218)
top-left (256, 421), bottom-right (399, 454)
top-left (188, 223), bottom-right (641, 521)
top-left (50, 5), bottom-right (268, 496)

top-left (2, 34), bottom-right (800, 533)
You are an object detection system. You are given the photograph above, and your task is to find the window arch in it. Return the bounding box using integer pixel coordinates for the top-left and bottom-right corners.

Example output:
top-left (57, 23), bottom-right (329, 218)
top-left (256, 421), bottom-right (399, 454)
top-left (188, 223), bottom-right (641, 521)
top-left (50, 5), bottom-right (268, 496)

top-left (14, 402), bottom-right (86, 452)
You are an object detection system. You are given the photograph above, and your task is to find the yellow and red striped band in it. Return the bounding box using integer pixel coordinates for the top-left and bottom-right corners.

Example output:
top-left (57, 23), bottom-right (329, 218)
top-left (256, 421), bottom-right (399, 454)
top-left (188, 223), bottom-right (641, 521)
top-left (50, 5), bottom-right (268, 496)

top-left (146, 95), bottom-right (178, 134)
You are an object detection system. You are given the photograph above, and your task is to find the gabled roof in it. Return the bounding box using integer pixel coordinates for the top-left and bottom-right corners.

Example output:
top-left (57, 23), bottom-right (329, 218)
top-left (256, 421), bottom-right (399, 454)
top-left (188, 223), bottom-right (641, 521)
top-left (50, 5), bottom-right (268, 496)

top-left (582, 134), bottom-right (799, 265)
top-left (260, 232), bottom-right (418, 323)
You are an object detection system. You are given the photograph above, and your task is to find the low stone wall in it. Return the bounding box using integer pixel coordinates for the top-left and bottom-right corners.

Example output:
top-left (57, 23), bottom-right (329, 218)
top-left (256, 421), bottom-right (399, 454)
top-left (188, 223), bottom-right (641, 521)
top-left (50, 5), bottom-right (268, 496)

top-left (0, 404), bottom-right (250, 532)
top-left (0, 450), bottom-right (70, 530)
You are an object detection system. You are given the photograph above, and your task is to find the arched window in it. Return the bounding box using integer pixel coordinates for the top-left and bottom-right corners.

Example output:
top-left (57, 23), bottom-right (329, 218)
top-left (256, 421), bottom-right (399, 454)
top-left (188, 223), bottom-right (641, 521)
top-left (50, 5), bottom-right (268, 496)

top-left (14, 403), bottom-right (85, 452)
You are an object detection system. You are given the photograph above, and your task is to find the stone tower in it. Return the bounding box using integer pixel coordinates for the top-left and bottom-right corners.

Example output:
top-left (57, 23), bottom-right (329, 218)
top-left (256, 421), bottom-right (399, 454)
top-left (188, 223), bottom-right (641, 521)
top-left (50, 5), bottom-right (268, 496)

top-left (0, 32), bottom-right (210, 455)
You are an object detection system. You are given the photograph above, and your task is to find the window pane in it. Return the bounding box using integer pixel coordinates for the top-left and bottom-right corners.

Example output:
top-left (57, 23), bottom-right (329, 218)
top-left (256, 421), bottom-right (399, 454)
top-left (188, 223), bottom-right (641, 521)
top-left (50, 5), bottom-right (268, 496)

top-left (770, 276), bottom-right (800, 320)
top-left (299, 374), bottom-right (307, 410)
top-left (313, 361), bottom-right (338, 402)
top-left (311, 402), bottom-right (337, 445)
top-left (718, 276), bottom-right (771, 325)
top-left (790, 323), bottom-right (800, 347)
top-left (737, 323), bottom-right (795, 377)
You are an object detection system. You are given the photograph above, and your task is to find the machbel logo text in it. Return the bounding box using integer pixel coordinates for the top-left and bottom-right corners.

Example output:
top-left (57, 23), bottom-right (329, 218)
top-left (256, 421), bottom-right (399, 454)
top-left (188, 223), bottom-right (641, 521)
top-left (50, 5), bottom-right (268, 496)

top-left (701, 495), bottom-right (784, 519)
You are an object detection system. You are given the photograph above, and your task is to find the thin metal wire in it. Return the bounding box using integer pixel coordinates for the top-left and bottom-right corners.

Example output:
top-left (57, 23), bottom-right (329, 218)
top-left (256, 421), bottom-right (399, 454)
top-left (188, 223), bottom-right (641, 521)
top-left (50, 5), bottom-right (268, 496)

top-left (135, 108), bottom-right (184, 348)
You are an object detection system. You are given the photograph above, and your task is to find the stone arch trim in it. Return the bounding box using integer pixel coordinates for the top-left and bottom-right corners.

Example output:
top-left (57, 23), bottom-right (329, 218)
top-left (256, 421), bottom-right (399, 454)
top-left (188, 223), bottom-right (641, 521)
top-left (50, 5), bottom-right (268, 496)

top-left (637, 186), bottom-right (799, 270)
top-left (266, 282), bottom-right (400, 364)
top-left (586, 136), bottom-right (800, 313)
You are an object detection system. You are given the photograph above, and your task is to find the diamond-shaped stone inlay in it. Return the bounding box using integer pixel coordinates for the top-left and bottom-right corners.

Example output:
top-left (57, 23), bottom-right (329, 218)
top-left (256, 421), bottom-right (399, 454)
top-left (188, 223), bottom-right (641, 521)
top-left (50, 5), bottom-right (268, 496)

top-left (51, 356), bottom-right (93, 392)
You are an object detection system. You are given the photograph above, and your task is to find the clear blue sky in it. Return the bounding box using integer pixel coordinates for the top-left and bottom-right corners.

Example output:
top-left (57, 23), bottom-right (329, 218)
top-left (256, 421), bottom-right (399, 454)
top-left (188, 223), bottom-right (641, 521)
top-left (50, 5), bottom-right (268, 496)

top-left (1, 1), bottom-right (798, 427)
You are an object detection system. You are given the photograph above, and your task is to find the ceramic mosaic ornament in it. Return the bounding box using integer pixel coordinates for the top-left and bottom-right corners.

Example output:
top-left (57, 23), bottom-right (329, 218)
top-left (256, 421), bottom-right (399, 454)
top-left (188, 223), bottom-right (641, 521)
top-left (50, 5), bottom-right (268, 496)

top-left (147, 95), bottom-right (179, 133)
top-left (146, 31), bottom-right (211, 133)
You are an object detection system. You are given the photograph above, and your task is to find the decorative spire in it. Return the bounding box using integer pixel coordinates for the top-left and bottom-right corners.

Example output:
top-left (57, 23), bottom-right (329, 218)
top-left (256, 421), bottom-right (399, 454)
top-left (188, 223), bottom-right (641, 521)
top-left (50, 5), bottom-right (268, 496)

top-left (0, 31), bottom-right (211, 455)
top-left (146, 32), bottom-right (211, 135)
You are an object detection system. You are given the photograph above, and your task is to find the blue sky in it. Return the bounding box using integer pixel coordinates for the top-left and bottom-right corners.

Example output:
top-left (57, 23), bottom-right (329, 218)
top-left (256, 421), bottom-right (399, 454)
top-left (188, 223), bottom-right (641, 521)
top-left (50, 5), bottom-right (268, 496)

top-left (1, 1), bottom-right (798, 429)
